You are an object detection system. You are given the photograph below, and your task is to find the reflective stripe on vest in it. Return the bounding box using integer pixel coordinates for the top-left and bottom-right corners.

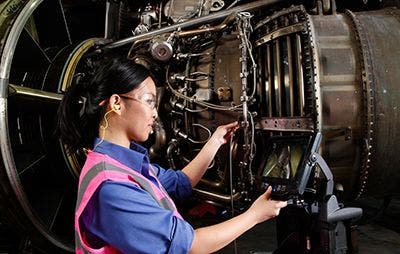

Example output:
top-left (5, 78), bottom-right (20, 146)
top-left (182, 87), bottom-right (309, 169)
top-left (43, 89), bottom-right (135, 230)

top-left (75, 151), bottom-right (182, 253)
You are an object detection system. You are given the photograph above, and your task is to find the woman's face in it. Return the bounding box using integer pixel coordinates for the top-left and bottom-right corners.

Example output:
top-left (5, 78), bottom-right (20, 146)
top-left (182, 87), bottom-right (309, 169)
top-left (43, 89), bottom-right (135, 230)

top-left (119, 77), bottom-right (158, 143)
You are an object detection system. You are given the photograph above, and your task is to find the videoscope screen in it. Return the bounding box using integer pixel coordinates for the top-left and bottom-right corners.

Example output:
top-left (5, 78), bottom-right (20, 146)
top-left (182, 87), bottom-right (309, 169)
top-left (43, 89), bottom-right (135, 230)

top-left (261, 135), bottom-right (312, 187)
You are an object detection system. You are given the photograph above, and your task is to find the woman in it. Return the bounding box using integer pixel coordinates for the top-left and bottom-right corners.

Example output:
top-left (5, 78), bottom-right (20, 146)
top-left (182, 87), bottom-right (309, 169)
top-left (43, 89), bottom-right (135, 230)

top-left (57, 56), bottom-right (287, 254)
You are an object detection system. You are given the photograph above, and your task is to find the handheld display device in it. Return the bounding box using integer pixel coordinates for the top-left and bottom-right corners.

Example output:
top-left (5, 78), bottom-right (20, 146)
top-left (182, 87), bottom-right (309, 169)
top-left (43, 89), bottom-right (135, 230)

top-left (259, 134), bottom-right (317, 200)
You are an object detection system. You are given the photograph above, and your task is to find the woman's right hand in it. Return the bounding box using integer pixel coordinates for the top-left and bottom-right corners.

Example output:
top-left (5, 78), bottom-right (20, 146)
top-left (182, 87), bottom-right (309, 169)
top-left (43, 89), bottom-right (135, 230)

top-left (247, 186), bottom-right (288, 224)
top-left (189, 186), bottom-right (287, 254)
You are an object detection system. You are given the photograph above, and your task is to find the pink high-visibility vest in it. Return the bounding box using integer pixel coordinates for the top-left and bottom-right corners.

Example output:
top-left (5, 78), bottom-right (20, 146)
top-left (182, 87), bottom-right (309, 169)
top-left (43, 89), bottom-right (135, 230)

top-left (75, 151), bottom-right (182, 254)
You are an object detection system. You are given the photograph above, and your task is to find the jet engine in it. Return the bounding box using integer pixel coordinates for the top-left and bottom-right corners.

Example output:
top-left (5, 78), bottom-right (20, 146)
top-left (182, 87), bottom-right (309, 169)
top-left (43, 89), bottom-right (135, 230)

top-left (0, 0), bottom-right (398, 252)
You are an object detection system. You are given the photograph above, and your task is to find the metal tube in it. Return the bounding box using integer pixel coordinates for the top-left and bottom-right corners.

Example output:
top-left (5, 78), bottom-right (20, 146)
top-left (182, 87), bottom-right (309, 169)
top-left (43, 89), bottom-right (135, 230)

top-left (267, 44), bottom-right (273, 117)
top-left (8, 84), bottom-right (63, 102)
top-left (287, 35), bottom-right (294, 117)
top-left (275, 39), bottom-right (282, 116)
top-left (104, 0), bottom-right (283, 50)
top-left (295, 33), bottom-right (305, 116)
top-left (193, 188), bottom-right (242, 203)
top-left (176, 14), bottom-right (235, 37)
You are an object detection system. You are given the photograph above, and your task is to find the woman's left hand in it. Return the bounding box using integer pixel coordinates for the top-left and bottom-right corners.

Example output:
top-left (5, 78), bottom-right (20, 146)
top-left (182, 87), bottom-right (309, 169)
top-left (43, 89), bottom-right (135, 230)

top-left (210, 121), bottom-right (240, 146)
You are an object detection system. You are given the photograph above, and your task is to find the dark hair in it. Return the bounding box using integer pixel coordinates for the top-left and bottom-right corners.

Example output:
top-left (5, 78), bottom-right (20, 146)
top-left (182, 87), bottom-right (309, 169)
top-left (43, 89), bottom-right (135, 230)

top-left (56, 56), bottom-right (151, 153)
